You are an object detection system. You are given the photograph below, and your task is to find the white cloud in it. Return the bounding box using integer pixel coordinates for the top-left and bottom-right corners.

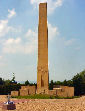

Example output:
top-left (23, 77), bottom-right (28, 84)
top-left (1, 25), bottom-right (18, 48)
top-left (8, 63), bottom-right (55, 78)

top-left (0, 19), bottom-right (21, 37)
top-left (0, 55), bottom-right (7, 66)
top-left (0, 20), bottom-right (9, 37)
top-left (0, 9), bottom-right (21, 37)
top-left (30, 0), bottom-right (63, 14)
top-left (0, 19), bottom-right (20, 37)
top-left (64, 38), bottom-right (76, 46)
top-left (0, 63), bottom-right (6, 67)
top-left (3, 35), bottom-right (37, 54)
top-left (8, 9), bottom-right (16, 19)
top-left (48, 23), bottom-right (59, 40)
top-left (2, 22), bottom-right (58, 54)
top-left (3, 38), bottom-right (23, 54)
top-left (0, 56), bottom-right (2, 60)
top-left (25, 29), bottom-right (37, 38)
top-left (5, 38), bottom-right (21, 45)
top-left (24, 37), bottom-right (37, 54)
top-left (75, 47), bottom-right (81, 51)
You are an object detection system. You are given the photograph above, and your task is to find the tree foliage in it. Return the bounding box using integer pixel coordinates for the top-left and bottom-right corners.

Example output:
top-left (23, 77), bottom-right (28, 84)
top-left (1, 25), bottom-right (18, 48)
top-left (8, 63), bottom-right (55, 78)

top-left (72, 70), bottom-right (85, 95)
top-left (0, 70), bottom-right (85, 96)
top-left (49, 70), bottom-right (85, 96)
top-left (25, 80), bottom-right (30, 86)
top-left (49, 80), bottom-right (53, 90)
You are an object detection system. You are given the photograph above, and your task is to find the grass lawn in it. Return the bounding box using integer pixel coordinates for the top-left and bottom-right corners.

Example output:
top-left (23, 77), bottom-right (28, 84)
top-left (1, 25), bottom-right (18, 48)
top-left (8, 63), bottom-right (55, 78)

top-left (12, 94), bottom-right (79, 99)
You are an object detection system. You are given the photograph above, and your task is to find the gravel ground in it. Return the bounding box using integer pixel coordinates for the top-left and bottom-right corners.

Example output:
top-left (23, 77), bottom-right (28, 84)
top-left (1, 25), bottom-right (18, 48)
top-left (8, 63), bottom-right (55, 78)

top-left (0, 95), bottom-right (85, 111)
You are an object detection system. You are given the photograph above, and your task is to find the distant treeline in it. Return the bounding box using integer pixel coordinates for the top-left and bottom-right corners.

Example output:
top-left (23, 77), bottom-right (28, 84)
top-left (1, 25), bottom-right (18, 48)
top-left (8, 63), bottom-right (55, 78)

top-left (49, 70), bottom-right (85, 96)
top-left (0, 74), bottom-right (36, 95)
top-left (0, 70), bottom-right (85, 96)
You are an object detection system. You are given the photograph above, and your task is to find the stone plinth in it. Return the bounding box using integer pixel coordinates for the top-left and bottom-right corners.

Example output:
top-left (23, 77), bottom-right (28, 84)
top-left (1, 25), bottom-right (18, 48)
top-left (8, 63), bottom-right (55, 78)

top-left (11, 91), bottom-right (19, 96)
top-left (53, 86), bottom-right (74, 97)
top-left (20, 89), bottom-right (29, 96)
top-left (28, 86), bottom-right (36, 95)
top-left (2, 104), bottom-right (16, 110)
top-left (19, 86), bottom-right (36, 96)
top-left (48, 90), bottom-right (56, 96)
top-left (21, 86), bottom-right (29, 90)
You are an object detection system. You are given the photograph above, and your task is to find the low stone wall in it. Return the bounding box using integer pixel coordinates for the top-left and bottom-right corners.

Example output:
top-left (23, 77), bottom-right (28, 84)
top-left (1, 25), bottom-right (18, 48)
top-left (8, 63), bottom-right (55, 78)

top-left (56, 89), bottom-right (67, 97)
top-left (21, 86), bottom-right (30, 90)
top-left (19, 85), bottom-right (36, 96)
top-left (20, 89), bottom-right (29, 96)
top-left (11, 91), bottom-right (19, 96)
top-left (48, 90), bottom-right (56, 96)
top-left (65, 87), bottom-right (74, 97)
top-left (53, 86), bottom-right (74, 97)
top-left (11, 85), bottom-right (74, 97)
top-left (37, 88), bottom-right (49, 94)
top-left (28, 86), bottom-right (36, 95)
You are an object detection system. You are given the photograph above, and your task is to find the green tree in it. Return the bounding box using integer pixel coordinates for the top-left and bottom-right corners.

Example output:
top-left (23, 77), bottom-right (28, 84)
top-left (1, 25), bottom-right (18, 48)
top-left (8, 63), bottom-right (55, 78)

top-left (72, 70), bottom-right (85, 95)
top-left (25, 80), bottom-right (30, 86)
top-left (49, 80), bottom-right (53, 90)
top-left (55, 81), bottom-right (62, 85)
top-left (0, 78), bottom-right (4, 85)
top-left (4, 79), bottom-right (11, 85)
top-left (11, 73), bottom-right (15, 82)
top-left (62, 79), bottom-right (68, 86)
top-left (67, 80), bottom-right (73, 86)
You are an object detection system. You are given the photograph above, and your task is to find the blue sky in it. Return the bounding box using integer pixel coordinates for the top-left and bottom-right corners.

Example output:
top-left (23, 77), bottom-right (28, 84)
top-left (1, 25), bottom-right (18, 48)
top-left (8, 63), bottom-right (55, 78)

top-left (0, 0), bottom-right (85, 82)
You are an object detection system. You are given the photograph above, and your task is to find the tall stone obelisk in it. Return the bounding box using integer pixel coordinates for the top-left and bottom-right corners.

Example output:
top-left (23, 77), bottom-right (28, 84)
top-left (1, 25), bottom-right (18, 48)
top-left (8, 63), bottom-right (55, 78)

top-left (37, 3), bottom-right (49, 94)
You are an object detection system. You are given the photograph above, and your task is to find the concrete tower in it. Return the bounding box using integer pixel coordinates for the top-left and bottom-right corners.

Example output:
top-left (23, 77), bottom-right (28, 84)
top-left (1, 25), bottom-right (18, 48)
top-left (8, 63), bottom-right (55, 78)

top-left (37, 3), bottom-right (49, 94)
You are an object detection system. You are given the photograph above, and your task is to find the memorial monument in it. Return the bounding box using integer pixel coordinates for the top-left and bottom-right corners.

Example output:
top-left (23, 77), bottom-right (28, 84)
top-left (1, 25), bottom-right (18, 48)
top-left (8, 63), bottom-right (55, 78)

top-left (11, 2), bottom-right (74, 98)
top-left (37, 3), bottom-right (49, 94)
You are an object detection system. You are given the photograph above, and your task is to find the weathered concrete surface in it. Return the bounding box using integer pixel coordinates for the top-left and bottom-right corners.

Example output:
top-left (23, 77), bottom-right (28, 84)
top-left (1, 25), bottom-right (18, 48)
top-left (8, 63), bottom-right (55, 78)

top-left (53, 86), bottom-right (74, 97)
top-left (37, 3), bottom-right (49, 94)
top-left (11, 91), bottom-right (19, 97)
top-left (0, 95), bottom-right (85, 111)
top-left (19, 86), bottom-right (36, 96)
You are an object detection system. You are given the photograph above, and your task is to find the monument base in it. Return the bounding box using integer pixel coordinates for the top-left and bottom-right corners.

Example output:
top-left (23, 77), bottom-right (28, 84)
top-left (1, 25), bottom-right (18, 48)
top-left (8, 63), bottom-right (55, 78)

top-left (37, 88), bottom-right (49, 94)
top-left (2, 104), bottom-right (16, 110)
